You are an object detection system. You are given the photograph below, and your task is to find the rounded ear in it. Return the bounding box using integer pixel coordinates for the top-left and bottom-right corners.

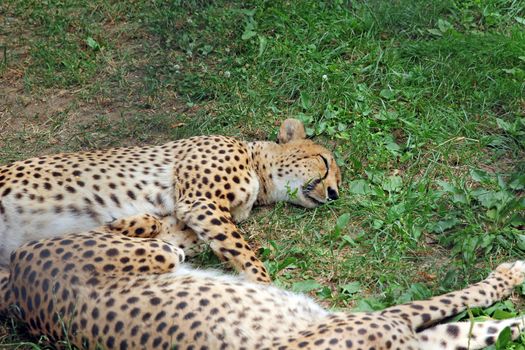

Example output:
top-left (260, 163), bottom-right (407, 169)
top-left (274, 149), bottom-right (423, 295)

top-left (277, 119), bottom-right (306, 144)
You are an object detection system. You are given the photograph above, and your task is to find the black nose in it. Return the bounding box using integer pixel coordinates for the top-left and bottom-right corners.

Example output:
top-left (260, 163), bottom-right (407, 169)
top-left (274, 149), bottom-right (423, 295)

top-left (327, 187), bottom-right (339, 201)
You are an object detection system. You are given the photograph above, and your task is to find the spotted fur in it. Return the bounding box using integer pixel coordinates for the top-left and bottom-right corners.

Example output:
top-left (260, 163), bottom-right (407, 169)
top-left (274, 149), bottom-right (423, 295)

top-left (0, 119), bottom-right (341, 283)
top-left (1, 214), bottom-right (524, 350)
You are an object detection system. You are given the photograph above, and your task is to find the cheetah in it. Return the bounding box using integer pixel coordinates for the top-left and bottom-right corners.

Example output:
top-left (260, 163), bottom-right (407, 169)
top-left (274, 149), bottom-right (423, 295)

top-left (1, 213), bottom-right (524, 350)
top-left (0, 119), bottom-right (341, 283)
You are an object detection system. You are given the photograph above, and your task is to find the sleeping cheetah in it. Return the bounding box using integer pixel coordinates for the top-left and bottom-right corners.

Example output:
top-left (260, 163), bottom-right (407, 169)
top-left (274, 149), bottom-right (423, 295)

top-left (0, 119), bottom-right (341, 283)
top-left (1, 214), bottom-right (524, 350)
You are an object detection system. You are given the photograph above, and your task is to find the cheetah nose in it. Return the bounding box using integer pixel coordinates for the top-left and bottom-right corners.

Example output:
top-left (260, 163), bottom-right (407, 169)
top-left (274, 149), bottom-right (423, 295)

top-left (327, 187), bottom-right (339, 201)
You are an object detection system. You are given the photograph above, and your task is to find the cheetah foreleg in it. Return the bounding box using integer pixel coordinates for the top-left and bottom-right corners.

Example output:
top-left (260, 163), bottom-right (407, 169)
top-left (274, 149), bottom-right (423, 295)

top-left (175, 198), bottom-right (271, 283)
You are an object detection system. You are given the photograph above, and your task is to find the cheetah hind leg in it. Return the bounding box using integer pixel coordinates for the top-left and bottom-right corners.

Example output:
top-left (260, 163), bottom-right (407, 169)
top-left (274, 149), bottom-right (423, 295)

top-left (82, 214), bottom-right (186, 276)
top-left (107, 214), bottom-right (205, 258)
top-left (418, 317), bottom-right (525, 349)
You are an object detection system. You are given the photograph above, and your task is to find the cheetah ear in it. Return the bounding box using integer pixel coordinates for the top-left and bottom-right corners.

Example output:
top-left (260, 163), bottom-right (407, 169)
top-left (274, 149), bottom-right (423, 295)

top-left (277, 119), bottom-right (306, 144)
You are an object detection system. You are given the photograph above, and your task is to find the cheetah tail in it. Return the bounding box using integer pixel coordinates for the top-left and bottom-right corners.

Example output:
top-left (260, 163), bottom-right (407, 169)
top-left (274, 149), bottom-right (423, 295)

top-left (417, 317), bottom-right (525, 349)
top-left (0, 266), bottom-right (11, 313)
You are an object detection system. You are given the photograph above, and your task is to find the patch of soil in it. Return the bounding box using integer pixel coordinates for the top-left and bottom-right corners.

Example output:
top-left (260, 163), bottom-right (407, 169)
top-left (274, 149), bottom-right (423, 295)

top-left (0, 11), bottom-right (197, 154)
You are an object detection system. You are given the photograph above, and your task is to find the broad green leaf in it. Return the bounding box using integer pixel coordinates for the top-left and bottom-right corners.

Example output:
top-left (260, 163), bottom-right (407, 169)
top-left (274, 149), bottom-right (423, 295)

top-left (257, 35), bottom-right (267, 57)
top-left (480, 234), bottom-right (494, 249)
top-left (431, 218), bottom-right (460, 233)
top-left (340, 281), bottom-right (361, 295)
top-left (379, 89), bottom-right (395, 99)
top-left (437, 19), bottom-right (453, 33)
top-left (452, 193), bottom-right (468, 204)
top-left (427, 28), bottom-right (442, 36)
top-left (511, 213), bottom-right (525, 227)
top-left (86, 37), bottom-right (100, 50)
top-left (385, 140), bottom-right (401, 154)
top-left (305, 127), bottom-right (315, 137)
top-left (242, 30), bottom-right (257, 40)
top-left (509, 173), bottom-right (525, 190)
top-left (292, 280), bottom-right (322, 293)
top-left (516, 234), bottom-right (525, 250)
top-left (437, 181), bottom-right (467, 203)
top-left (300, 91), bottom-right (311, 110)
top-left (472, 189), bottom-right (499, 208)
top-left (277, 257), bottom-right (298, 272)
top-left (340, 235), bottom-right (357, 248)
top-left (382, 175), bottom-right (402, 192)
top-left (348, 180), bottom-right (371, 195)
top-left (496, 118), bottom-right (513, 132)
top-left (387, 203), bottom-right (406, 219)
top-left (493, 310), bottom-right (516, 320)
top-left (372, 219), bottom-right (383, 229)
top-left (352, 298), bottom-right (386, 312)
top-left (437, 180), bottom-right (458, 194)
top-left (336, 213), bottom-right (351, 229)
top-left (238, 9), bottom-right (256, 16)
top-left (317, 286), bottom-right (332, 299)
top-left (242, 18), bottom-right (257, 41)
top-left (398, 283), bottom-right (432, 304)
top-left (470, 169), bottom-right (491, 183)
top-left (495, 327), bottom-right (511, 349)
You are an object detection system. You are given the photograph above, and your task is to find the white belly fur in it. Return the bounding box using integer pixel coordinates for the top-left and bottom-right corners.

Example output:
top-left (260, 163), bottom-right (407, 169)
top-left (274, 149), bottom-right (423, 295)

top-left (0, 165), bottom-right (175, 265)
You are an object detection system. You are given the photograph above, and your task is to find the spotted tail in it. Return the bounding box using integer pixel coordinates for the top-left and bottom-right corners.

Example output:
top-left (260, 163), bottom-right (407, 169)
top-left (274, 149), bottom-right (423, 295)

top-left (418, 317), bottom-right (525, 349)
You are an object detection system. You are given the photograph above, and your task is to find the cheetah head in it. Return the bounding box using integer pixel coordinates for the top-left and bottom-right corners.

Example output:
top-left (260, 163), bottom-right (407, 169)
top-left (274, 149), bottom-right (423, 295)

top-left (272, 119), bottom-right (342, 208)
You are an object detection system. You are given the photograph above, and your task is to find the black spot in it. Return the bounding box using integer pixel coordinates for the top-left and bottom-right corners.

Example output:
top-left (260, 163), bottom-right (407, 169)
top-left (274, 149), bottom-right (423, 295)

top-left (84, 239), bottom-right (97, 247)
top-left (168, 325), bottom-right (178, 335)
top-left (130, 308), bottom-right (140, 317)
top-left (115, 321), bottom-right (124, 333)
top-left (39, 249), bottom-right (51, 258)
top-left (140, 333), bottom-right (150, 345)
top-left (176, 301), bottom-right (188, 310)
top-left (447, 324), bottom-right (460, 338)
top-left (106, 248), bottom-right (119, 257)
top-left (487, 326), bottom-right (498, 334)
top-left (94, 194), bottom-right (105, 205)
top-left (213, 234), bottom-right (227, 241)
top-left (92, 324), bottom-right (99, 337)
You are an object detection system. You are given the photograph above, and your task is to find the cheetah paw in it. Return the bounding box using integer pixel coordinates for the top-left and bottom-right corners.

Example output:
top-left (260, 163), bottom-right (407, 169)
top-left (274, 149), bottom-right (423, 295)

top-left (492, 260), bottom-right (525, 286)
top-left (174, 247), bottom-right (186, 264)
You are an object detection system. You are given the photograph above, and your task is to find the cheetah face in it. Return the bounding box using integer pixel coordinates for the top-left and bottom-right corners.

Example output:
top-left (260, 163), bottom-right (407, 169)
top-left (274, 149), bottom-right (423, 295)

top-left (275, 119), bottom-right (342, 208)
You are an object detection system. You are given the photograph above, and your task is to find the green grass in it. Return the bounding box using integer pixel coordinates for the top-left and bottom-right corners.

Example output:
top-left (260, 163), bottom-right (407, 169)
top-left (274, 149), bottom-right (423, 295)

top-left (1, 0), bottom-right (525, 348)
